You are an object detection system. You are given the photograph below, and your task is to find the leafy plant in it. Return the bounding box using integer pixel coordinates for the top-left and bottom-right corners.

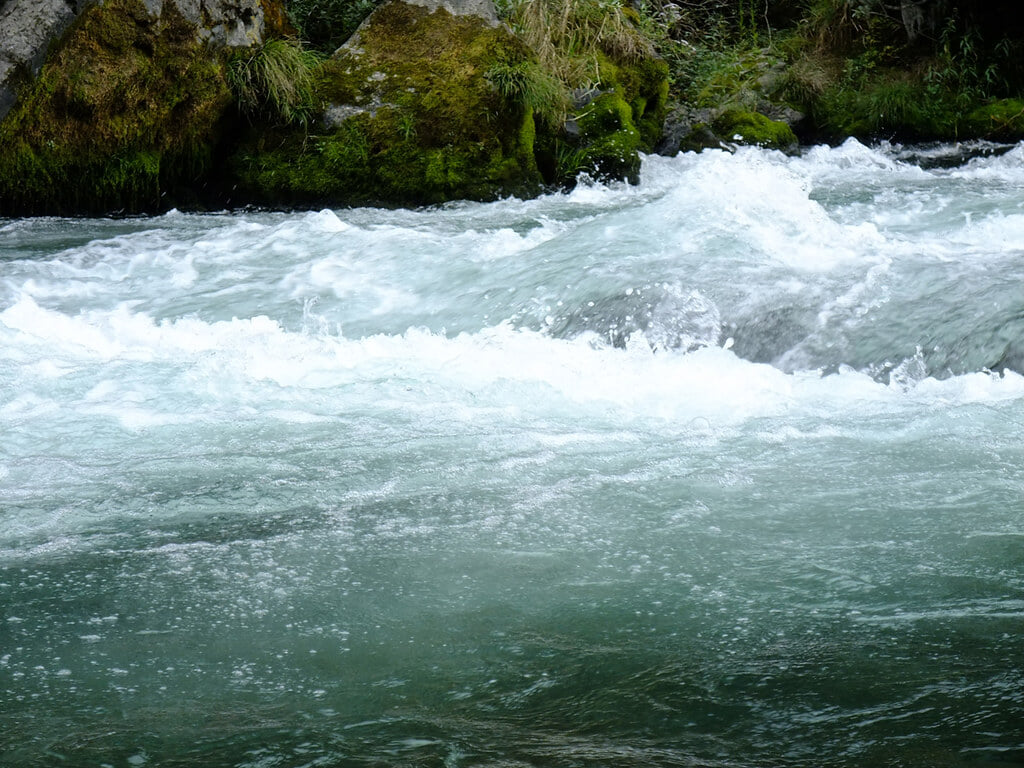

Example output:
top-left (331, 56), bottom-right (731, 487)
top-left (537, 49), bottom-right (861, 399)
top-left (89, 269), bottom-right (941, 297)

top-left (924, 15), bottom-right (1005, 112)
top-left (397, 112), bottom-right (417, 141)
top-left (553, 138), bottom-right (592, 180)
top-left (228, 38), bottom-right (324, 126)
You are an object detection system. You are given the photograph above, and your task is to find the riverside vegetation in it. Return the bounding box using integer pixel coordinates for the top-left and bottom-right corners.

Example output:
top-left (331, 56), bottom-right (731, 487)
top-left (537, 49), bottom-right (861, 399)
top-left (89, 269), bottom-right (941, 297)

top-left (0, 0), bottom-right (1022, 215)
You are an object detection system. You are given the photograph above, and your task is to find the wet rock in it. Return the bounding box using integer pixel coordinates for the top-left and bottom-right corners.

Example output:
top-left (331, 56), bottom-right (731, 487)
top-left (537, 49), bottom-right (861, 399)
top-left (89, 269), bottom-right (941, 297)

top-left (549, 284), bottom-right (721, 352)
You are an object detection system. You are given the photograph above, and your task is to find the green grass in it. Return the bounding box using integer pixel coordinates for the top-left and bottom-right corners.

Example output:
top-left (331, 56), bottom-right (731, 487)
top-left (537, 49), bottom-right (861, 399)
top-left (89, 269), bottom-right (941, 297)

top-left (486, 57), bottom-right (570, 127)
top-left (228, 38), bottom-right (324, 126)
top-left (285, 0), bottom-right (383, 53)
top-left (499, 0), bottom-right (652, 90)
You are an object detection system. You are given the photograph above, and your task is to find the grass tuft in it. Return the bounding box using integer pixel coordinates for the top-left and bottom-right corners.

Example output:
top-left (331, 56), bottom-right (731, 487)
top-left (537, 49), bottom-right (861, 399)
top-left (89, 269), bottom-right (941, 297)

top-left (499, 0), bottom-right (653, 91)
top-left (486, 57), bottom-right (571, 127)
top-left (229, 38), bottom-right (324, 126)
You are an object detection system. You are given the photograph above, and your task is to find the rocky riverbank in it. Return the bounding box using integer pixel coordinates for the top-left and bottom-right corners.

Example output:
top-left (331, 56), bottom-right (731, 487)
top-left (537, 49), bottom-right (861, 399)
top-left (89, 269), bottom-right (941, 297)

top-left (1, 0), bottom-right (1022, 215)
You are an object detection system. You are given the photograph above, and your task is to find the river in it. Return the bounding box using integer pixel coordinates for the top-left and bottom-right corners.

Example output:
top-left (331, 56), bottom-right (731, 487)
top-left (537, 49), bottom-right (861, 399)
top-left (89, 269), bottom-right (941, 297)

top-left (2, 140), bottom-right (1023, 767)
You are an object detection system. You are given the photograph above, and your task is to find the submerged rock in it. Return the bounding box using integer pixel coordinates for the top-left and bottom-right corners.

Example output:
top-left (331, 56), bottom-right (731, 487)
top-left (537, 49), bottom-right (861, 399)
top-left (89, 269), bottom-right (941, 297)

top-left (548, 284), bottom-right (721, 352)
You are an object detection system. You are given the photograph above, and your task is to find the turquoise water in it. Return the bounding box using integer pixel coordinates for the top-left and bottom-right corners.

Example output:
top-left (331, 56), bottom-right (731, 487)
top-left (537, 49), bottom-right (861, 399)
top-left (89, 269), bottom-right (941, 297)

top-left (2, 141), bottom-right (1024, 767)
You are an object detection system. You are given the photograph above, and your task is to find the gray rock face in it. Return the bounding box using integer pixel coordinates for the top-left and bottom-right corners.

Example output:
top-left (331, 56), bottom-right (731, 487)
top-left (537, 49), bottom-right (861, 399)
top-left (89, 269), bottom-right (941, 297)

top-left (0, 0), bottom-right (77, 121)
top-left (136, 0), bottom-right (265, 47)
top-left (177, 0), bottom-right (266, 47)
top-left (398, 0), bottom-right (499, 26)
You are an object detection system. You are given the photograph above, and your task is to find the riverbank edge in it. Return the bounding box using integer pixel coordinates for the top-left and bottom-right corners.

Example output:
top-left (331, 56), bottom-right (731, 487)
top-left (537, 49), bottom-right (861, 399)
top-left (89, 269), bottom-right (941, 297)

top-left (2, 0), bottom-right (1023, 216)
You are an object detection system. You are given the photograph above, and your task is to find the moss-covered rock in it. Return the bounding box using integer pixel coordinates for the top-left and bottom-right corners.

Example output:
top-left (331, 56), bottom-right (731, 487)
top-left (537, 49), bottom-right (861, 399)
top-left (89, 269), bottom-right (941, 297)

top-left (659, 106), bottom-right (797, 154)
top-left (657, 44), bottom-right (802, 155)
top-left (0, 0), bottom-right (274, 215)
top-left (572, 91), bottom-right (644, 181)
top-left (231, 0), bottom-right (542, 206)
top-left (541, 51), bottom-right (668, 185)
top-left (965, 99), bottom-right (1024, 140)
top-left (712, 108), bottom-right (798, 150)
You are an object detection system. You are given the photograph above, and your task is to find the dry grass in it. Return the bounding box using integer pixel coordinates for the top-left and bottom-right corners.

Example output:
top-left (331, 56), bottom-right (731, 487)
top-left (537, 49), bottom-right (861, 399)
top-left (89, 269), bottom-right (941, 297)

top-left (503, 0), bottom-right (653, 90)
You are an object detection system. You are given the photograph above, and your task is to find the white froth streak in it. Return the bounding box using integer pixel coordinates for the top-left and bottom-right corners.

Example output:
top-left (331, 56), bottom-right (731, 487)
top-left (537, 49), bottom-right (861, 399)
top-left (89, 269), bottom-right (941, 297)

top-left (2, 295), bottom-right (1023, 434)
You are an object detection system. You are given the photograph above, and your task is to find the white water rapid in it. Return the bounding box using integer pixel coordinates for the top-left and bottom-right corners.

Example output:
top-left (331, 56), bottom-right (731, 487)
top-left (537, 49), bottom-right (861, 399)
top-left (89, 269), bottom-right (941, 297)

top-left (2, 140), bottom-right (1023, 767)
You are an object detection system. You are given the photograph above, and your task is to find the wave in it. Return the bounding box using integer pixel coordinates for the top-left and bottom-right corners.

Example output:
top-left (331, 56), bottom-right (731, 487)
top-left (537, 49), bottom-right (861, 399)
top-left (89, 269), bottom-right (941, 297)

top-left (3, 295), bottom-right (1022, 437)
top-left (3, 140), bottom-right (1024, 435)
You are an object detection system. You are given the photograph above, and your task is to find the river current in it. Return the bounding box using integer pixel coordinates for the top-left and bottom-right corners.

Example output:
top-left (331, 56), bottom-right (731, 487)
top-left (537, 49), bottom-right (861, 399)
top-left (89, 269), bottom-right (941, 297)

top-left (2, 140), bottom-right (1023, 767)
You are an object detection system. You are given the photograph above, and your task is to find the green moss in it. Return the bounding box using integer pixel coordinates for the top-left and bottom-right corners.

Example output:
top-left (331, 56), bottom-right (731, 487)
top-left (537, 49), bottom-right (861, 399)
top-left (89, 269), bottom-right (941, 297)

top-left (712, 108), bottom-right (797, 149)
top-left (965, 99), bottom-right (1024, 139)
top-left (232, 2), bottom-right (543, 206)
top-left (0, 0), bottom-right (235, 215)
top-left (573, 91), bottom-right (642, 182)
top-left (596, 52), bottom-right (669, 151)
top-left (530, 47), bottom-right (667, 187)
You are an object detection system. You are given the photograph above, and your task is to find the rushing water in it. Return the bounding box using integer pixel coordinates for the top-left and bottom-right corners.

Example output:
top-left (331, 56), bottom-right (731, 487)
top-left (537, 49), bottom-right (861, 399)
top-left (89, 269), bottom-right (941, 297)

top-left (2, 140), bottom-right (1024, 767)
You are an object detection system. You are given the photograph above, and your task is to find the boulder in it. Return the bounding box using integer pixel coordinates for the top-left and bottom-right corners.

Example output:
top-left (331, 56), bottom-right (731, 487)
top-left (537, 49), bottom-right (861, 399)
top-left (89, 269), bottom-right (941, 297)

top-left (231, 0), bottom-right (542, 206)
top-left (1, 0), bottom-right (671, 212)
top-left (0, 0), bottom-right (284, 215)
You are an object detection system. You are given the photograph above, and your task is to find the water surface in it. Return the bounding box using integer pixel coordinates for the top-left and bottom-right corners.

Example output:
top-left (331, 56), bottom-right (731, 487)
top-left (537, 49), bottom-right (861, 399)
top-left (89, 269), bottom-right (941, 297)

top-left (2, 140), bottom-right (1024, 767)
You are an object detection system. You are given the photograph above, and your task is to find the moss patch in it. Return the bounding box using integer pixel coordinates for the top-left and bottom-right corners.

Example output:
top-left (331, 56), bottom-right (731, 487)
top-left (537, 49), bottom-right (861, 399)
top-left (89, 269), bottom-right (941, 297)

top-left (595, 52), bottom-right (669, 150)
top-left (713, 108), bottom-right (797, 150)
top-left (0, 0), bottom-right (237, 215)
top-left (573, 91), bottom-right (643, 182)
top-left (965, 99), bottom-right (1024, 140)
top-left (232, 2), bottom-right (542, 206)
top-left (536, 49), bottom-right (668, 186)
